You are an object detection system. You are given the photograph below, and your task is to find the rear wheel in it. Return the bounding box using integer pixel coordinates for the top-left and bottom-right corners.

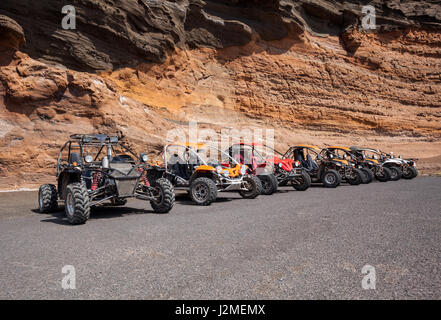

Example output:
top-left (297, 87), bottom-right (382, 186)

top-left (38, 184), bottom-right (58, 213)
top-left (258, 174), bottom-right (278, 195)
top-left (347, 169), bottom-right (363, 185)
top-left (322, 170), bottom-right (341, 188)
top-left (376, 167), bottom-right (391, 182)
top-left (360, 168), bottom-right (374, 184)
top-left (190, 177), bottom-right (217, 206)
top-left (150, 178), bottom-right (175, 213)
top-left (292, 171), bottom-right (311, 191)
top-left (388, 167), bottom-right (402, 181)
top-left (64, 183), bottom-right (90, 225)
top-left (239, 175), bottom-right (262, 199)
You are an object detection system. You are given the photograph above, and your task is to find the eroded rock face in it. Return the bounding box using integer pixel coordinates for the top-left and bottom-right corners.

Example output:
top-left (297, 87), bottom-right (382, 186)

top-left (0, 14), bottom-right (25, 49)
top-left (0, 3), bottom-right (441, 189)
top-left (0, 40), bottom-right (175, 189)
top-left (1, 1), bottom-right (440, 71)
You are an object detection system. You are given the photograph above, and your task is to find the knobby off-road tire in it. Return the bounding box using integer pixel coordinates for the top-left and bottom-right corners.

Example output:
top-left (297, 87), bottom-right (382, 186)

top-left (388, 166), bottom-right (402, 181)
top-left (38, 184), bottom-right (58, 213)
top-left (239, 175), bottom-right (262, 199)
top-left (150, 178), bottom-right (175, 213)
top-left (347, 169), bottom-right (363, 185)
top-left (322, 169), bottom-right (341, 188)
top-left (376, 167), bottom-right (392, 182)
top-left (360, 168), bottom-right (374, 184)
top-left (403, 166), bottom-right (418, 179)
top-left (65, 183), bottom-right (90, 225)
top-left (258, 174), bottom-right (278, 195)
top-left (292, 171), bottom-right (312, 191)
top-left (190, 177), bottom-right (218, 206)
top-left (410, 167), bottom-right (418, 179)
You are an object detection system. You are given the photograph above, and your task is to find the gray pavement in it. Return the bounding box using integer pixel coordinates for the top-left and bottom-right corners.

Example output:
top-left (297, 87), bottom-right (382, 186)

top-left (0, 177), bottom-right (440, 299)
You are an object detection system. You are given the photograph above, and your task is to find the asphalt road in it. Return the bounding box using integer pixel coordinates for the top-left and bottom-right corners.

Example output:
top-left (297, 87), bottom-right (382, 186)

top-left (0, 177), bottom-right (440, 299)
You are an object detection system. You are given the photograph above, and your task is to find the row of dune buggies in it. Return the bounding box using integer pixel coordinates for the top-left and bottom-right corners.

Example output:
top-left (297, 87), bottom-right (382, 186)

top-left (38, 134), bottom-right (419, 224)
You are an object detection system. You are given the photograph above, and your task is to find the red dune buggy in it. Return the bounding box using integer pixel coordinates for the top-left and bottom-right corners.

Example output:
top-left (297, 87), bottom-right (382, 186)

top-left (227, 143), bottom-right (311, 194)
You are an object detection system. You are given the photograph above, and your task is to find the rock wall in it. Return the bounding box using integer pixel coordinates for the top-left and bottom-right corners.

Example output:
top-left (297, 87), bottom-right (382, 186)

top-left (0, 1), bottom-right (441, 189)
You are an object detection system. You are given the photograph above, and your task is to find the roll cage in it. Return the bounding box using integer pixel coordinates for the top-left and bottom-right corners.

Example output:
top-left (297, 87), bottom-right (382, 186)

top-left (57, 134), bottom-right (141, 176)
top-left (163, 143), bottom-right (242, 171)
top-left (322, 147), bottom-right (357, 162)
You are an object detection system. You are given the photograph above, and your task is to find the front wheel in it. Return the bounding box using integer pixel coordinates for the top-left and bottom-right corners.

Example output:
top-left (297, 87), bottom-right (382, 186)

top-left (190, 177), bottom-right (217, 206)
top-left (258, 174), bottom-right (278, 195)
top-left (150, 178), bottom-right (175, 213)
top-left (239, 175), bottom-right (262, 199)
top-left (360, 168), bottom-right (374, 184)
top-left (347, 169), bottom-right (363, 185)
top-left (388, 167), bottom-right (402, 181)
top-left (38, 184), bottom-right (58, 213)
top-left (64, 183), bottom-right (90, 225)
top-left (292, 171), bottom-right (311, 191)
top-left (376, 167), bottom-right (391, 182)
top-left (322, 169), bottom-right (341, 188)
top-left (402, 166), bottom-right (418, 179)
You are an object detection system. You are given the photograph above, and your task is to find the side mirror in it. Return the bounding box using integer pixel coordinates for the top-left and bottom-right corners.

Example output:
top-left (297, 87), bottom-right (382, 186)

top-left (140, 153), bottom-right (148, 163)
top-left (317, 154), bottom-right (322, 160)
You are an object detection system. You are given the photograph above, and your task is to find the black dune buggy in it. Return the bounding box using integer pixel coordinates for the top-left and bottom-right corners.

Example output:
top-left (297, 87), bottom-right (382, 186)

top-left (349, 147), bottom-right (393, 182)
top-left (325, 146), bottom-right (374, 184)
top-left (320, 147), bottom-right (365, 185)
top-left (38, 134), bottom-right (175, 224)
top-left (283, 145), bottom-right (343, 188)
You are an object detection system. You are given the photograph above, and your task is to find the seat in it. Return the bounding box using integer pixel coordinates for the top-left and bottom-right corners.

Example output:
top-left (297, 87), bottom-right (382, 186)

top-left (307, 154), bottom-right (319, 170)
top-left (69, 152), bottom-right (81, 165)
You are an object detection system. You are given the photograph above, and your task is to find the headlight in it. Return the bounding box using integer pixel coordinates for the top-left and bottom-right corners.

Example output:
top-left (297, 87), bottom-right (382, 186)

top-left (279, 163), bottom-right (283, 168)
top-left (240, 165), bottom-right (247, 175)
top-left (335, 162), bottom-right (341, 166)
top-left (216, 166), bottom-right (222, 174)
top-left (222, 170), bottom-right (230, 177)
top-left (84, 154), bottom-right (93, 163)
top-left (140, 153), bottom-right (148, 163)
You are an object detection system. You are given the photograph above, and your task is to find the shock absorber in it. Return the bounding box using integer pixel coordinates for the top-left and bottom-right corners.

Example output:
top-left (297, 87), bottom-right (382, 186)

top-left (138, 168), bottom-right (150, 187)
top-left (91, 171), bottom-right (102, 191)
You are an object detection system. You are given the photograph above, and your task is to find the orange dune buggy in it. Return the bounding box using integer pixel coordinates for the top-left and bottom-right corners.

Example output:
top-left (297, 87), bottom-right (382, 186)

top-left (163, 143), bottom-right (262, 205)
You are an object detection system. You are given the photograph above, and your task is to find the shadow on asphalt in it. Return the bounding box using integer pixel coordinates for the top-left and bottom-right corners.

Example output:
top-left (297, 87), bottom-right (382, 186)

top-left (174, 193), bottom-right (240, 206)
top-left (37, 195), bottom-right (240, 225)
top-left (39, 205), bottom-right (156, 225)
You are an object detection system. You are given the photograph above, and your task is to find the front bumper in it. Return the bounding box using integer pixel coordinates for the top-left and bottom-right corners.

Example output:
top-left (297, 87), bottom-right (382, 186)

top-left (217, 177), bottom-right (244, 191)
